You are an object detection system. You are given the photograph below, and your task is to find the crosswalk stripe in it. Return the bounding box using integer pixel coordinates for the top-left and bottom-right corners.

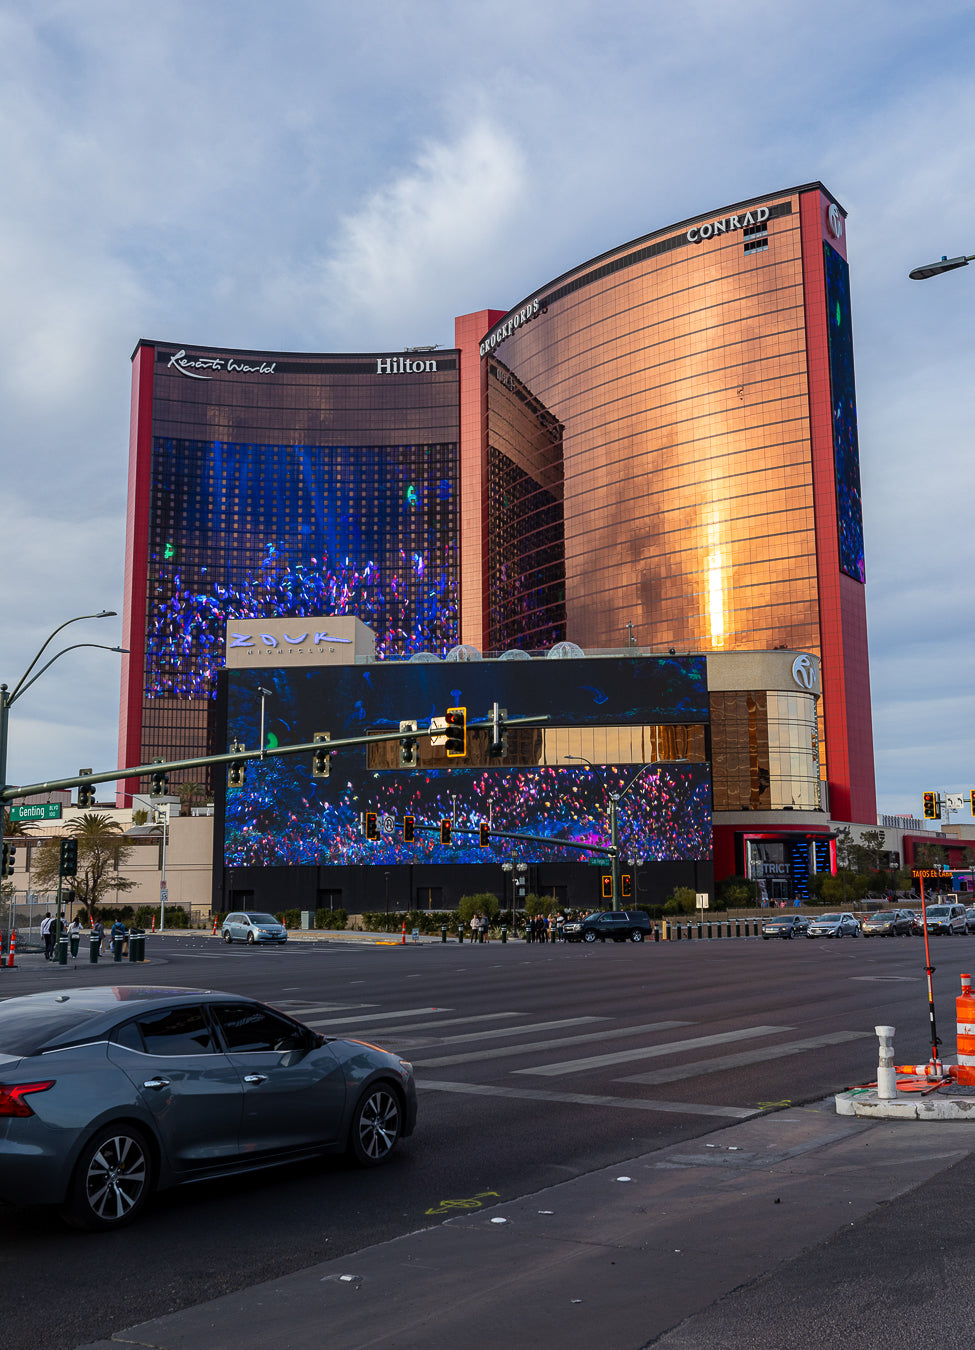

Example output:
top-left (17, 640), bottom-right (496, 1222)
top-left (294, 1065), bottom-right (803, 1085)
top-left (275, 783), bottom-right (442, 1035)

top-left (348, 1012), bottom-right (525, 1037)
top-left (418, 1079), bottom-right (758, 1119)
top-left (303, 1006), bottom-right (451, 1028)
top-left (617, 1030), bottom-right (873, 1085)
top-left (276, 1003), bottom-right (380, 1016)
top-left (412, 1021), bottom-right (692, 1069)
top-left (512, 1025), bottom-right (791, 1077)
top-left (388, 1015), bottom-right (604, 1042)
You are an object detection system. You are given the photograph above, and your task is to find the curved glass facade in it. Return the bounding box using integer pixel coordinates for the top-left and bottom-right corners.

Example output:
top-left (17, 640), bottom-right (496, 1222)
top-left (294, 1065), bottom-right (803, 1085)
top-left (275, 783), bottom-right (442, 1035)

top-left (475, 184), bottom-right (874, 822)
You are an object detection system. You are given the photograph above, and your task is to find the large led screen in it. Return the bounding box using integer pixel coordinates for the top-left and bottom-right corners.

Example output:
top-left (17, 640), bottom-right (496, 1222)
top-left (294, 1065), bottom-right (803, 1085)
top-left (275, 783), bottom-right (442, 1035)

top-left (823, 242), bottom-right (866, 583)
top-left (222, 657), bottom-right (710, 867)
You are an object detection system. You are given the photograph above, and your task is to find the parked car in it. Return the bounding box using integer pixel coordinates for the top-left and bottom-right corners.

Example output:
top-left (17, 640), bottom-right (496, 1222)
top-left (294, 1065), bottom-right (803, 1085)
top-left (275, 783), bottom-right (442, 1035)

top-left (563, 911), bottom-right (652, 943)
top-left (761, 916), bottom-right (809, 940)
top-left (222, 912), bottom-right (288, 944)
top-left (861, 910), bottom-right (914, 937)
top-left (965, 907), bottom-right (975, 934)
top-left (924, 904), bottom-right (968, 936)
top-left (806, 912), bottom-right (860, 938)
top-left (0, 986), bottom-right (416, 1230)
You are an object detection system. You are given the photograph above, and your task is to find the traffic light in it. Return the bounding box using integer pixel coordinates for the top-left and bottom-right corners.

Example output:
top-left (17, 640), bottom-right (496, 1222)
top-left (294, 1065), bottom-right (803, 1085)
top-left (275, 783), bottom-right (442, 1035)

top-left (403, 815), bottom-right (415, 843)
top-left (398, 720), bottom-right (418, 767)
top-left (364, 812), bottom-right (379, 841)
top-left (601, 875), bottom-right (613, 901)
top-left (1, 843), bottom-right (14, 877)
top-left (150, 760), bottom-right (168, 797)
top-left (59, 838), bottom-right (78, 877)
top-left (923, 791), bottom-right (940, 820)
top-left (312, 732), bottom-right (331, 778)
top-left (489, 703), bottom-right (507, 757)
top-left (971, 789), bottom-right (975, 816)
top-left (78, 770), bottom-right (95, 809)
top-left (227, 757), bottom-right (246, 789)
top-left (621, 874), bottom-right (632, 899)
top-left (479, 821), bottom-right (490, 846)
top-left (444, 707), bottom-right (466, 757)
top-left (440, 819), bottom-right (452, 845)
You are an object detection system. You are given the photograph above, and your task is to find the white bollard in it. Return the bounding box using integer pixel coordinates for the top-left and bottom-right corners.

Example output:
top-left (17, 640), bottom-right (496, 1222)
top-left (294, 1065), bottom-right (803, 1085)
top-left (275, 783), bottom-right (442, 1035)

top-left (876, 1025), bottom-right (897, 1099)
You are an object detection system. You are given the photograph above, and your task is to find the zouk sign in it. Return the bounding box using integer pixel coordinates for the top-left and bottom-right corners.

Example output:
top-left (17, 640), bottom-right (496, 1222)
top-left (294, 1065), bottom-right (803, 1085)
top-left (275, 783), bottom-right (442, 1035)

top-left (224, 615), bottom-right (376, 668)
top-left (686, 205), bottom-right (770, 243)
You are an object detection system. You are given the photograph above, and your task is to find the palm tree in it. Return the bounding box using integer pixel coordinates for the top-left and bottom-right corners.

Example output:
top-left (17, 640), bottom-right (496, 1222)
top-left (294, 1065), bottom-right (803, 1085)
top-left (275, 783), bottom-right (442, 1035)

top-left (174, 782), bottom-right (206, 817)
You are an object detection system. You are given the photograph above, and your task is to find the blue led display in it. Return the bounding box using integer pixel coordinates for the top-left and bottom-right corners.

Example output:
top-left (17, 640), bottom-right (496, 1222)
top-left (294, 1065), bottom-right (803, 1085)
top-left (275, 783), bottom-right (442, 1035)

top-left (823, 242), bottom-right (866, 583)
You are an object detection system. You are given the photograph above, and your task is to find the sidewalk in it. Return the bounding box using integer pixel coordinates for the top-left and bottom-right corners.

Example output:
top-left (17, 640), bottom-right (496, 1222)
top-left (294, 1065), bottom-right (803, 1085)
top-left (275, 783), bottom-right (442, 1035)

top-left (77, 1100), bottom-right (975, 1350)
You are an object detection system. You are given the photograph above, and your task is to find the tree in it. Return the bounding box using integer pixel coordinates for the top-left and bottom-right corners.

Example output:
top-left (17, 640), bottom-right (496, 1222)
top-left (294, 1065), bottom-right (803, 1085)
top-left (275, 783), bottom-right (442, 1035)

top-left (175, 781), bottom-right (207, 817)
top-left (857, 828), bottom-right (888, 874)
top-left (664, 885), bottom-right (696, 915)
top-left (30, 813), bottom-right (138, 923)
top-left (2, 811), bottom-right (34, 838)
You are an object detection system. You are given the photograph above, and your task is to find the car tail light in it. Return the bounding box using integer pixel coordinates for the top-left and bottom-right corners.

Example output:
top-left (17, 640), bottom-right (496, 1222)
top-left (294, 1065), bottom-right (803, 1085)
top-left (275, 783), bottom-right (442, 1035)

top-left (0, 1081), bottom-right (55, 1117)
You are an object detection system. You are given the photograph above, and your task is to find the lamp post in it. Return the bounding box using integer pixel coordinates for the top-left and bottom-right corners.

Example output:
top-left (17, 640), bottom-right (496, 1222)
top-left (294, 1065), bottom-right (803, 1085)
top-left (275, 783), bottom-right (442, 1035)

top-left (0, 612), bottom-right (123, 946)
top-left (565, 755), bottom-right (652, 910)
top-left (909, 253), bottom-right (975, 280)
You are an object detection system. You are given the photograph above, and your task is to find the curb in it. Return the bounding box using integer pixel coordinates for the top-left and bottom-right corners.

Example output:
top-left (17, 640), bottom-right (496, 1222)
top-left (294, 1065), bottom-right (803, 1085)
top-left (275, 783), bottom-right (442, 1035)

top-left (836, 1085), bottom-right (975, 1120)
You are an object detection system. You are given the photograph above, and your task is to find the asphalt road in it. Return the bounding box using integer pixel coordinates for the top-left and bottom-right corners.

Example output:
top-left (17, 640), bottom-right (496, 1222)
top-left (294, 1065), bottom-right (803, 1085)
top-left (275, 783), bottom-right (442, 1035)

top-left (1, 928), bottom-right (969, 1350)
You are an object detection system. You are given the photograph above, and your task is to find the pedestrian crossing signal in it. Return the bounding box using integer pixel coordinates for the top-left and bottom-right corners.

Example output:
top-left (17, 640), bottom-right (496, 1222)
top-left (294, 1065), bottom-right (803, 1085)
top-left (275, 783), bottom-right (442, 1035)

top-left (479, 822), bottom-right (490, 846)
top-left (440, 820), bottom-right (452, 845)
top-left (601, 875), bottom-right (613, 901)
top-left (923, 791), bottom-right (939, 820)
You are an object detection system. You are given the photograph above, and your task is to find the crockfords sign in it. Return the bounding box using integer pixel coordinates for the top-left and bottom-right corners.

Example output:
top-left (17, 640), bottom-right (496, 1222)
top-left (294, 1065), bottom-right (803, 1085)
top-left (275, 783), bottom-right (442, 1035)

top-left (375, 356), bottom-right (439, 374)
top-left (480, 298), bottom-right (542, 356)
top-left (167, 350), bottom-right (277, 380)
top-left (687, 206), bottom-right (770, 243)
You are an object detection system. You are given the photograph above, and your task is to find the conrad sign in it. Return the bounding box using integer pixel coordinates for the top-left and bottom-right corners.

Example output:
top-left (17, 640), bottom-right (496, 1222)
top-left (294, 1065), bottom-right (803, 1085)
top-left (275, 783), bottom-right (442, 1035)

top-left (224, 616), bottom-right (375, 668)
top-left (686, 205), bottom-right (770, 243)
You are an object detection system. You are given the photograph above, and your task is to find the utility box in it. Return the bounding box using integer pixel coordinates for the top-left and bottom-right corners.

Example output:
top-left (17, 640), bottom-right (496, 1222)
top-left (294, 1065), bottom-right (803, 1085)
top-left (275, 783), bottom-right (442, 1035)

top-left (300, 911), bottom-right (314, 930)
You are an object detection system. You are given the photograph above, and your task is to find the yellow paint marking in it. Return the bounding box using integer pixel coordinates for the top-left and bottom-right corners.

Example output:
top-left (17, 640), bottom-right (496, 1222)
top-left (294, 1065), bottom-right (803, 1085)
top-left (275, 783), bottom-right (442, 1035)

top-left (425, 1190), bottom-right (500, 1216)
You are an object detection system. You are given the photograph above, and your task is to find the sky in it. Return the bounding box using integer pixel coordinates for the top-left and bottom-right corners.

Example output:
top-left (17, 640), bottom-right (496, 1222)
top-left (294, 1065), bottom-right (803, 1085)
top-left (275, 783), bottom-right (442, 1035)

top-left (1, 0), bottom-right (974, 824)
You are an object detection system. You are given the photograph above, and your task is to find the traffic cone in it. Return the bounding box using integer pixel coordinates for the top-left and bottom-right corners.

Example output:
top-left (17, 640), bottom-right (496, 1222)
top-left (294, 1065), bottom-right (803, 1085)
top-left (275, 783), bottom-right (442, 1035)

top-left (7, 931), bottom-right (16, 968)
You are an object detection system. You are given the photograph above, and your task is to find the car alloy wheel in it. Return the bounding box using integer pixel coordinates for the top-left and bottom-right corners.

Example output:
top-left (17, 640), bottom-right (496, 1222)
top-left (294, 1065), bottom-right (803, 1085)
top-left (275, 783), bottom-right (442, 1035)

top-left (630, 930), bottom-right (644, 942)
top-left (63, 1124), bottom-right (152, 1231)
top-left (223, 931), bottom-right (232, 943)
top-left (583, 930), bottom-right (598, 943)
top-left (247, 931), bottom-right (256, 944)
top-left (349, 1084), bottom-right (401, 1166)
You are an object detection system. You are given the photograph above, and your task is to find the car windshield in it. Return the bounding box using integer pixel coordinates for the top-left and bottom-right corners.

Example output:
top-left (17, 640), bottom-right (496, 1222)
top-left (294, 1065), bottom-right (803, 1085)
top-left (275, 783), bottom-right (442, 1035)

top-left (244, 913), bottom-right (278, 925)
top-left (927, 907), bottom-right (950, 918)
top-left (766, 918), bottom-right (791, 925)
top-left (816, 915), bottom-right (842, 922)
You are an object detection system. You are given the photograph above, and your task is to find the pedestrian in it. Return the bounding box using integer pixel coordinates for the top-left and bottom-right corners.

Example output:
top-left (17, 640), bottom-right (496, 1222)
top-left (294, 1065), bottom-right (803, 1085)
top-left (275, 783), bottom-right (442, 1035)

top-left (478, 912), bottom-right (489, 944)
top-left (92, 916), bottom-right (105, 952)
top-left (111, 916), bottom-right (127, 953)
top-left (67, 915), bottom-right (82, 940)
top-left (556, 910), bottom-right (566, 942)
top-left (40, 912), bottom-right (54, 960)
top-left (470, 913), bottom-right (480, 943)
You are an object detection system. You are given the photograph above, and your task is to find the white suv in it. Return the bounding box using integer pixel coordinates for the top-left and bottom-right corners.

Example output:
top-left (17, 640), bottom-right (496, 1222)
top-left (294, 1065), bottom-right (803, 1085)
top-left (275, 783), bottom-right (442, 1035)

top-left (924, 903), bottom-right (967, 936)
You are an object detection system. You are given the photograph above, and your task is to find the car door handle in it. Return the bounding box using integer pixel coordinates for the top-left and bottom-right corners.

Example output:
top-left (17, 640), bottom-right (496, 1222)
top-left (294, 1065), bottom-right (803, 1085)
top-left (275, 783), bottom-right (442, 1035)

top-left (243, 1074), bottom-right (268, 1085)
top-left (143, 1078), bottom-right (170, 1090)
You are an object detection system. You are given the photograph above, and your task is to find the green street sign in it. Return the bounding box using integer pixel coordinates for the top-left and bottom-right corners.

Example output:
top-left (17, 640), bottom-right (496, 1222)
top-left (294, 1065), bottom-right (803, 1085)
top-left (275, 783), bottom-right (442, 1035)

top-left (9, 803), bottom-right (62, 822)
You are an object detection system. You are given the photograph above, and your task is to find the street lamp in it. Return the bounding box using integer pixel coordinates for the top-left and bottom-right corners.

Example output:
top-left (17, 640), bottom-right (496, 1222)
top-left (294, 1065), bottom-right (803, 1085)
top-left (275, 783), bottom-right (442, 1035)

top-left (909, 253), bottom-right (974, 280)
top-left (0, 610), bottom-right (122, 948)
top-left (565, 755), bottom-right (652, 909)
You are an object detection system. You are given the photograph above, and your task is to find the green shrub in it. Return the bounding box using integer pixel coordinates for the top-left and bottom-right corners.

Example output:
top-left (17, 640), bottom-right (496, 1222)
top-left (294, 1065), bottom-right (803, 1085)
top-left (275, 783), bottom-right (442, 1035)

top-left (663, 886), bottom-right (696, 915)
top-left (458, 893), bottom-right (500, 925)
top-left (281, 908), bottom-right (301, 929)
top-left (315, 907), bottom-right (347, 930)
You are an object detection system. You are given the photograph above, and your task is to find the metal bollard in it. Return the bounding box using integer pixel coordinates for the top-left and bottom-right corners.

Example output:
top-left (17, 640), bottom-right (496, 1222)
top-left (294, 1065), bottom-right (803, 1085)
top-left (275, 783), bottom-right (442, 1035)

top-left (113, 937), bottom-right (124, 962)
top-left (876, 1025), bottom-right (897, 1100)
top-left (458, 927), bottom-right (464, 943)
top-left (128, 932), bottom-right (139, 962)
top-left (89, 934), bottom-right (100, 964)
top-left (735, 919), bottom-right (741, 938)
top-left (441, 924), bottom-right (447, 944)
top-left (58, 937), bottom-right (68, 966)
top-left (675, 922), bottom-right (681, 940)
top-left (654, 924), bottom-right (660, 941)
top-left (137, 932), bottom-right (147, 961)
top-left (697, 921), bottom-right (703, 939)
top-left (686, 921), bottom-right (693, 940)
top-left (501, 925), bottom-right (507, 943)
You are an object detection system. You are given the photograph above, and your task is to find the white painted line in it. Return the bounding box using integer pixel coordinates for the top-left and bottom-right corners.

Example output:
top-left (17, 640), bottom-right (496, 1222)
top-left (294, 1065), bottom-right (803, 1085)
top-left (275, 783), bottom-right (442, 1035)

top-left (349, 1012), bottom-right (523, 1036)
top-left (418, 1079), bottom-right (758, 1119)
top-left (513, 1026), bottom-right (791, 1078)
top-left (413, 1021), bottom-right (692, 1069)
top-left (303, 1006), bottom-right (451, 1028)
top-left (618, 1031), bottom-right (873, 1085)
top-left (277, 1003), bottom-right (380, 1016)
top-left (398, 1016), bottom-right (607, 1046)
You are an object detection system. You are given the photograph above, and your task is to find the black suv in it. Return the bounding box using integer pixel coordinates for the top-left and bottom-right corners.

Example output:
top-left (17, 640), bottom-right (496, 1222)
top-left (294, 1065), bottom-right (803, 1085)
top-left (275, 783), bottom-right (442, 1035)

top-left (563, 911), bottom-right (652, 943)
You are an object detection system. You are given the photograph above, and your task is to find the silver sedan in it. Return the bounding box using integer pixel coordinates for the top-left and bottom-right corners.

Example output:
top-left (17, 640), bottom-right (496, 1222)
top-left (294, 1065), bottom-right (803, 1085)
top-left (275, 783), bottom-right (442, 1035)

top-left (0, 987), bottom-right (416, 1230)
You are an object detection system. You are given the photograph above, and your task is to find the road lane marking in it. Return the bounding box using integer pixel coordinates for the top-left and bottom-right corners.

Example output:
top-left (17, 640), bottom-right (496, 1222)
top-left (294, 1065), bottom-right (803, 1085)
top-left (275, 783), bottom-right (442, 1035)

top-left (394, 1016), bottom-right (608, 1045)
top-left (276, 1003), bottom-right (380, 1015)
top-left (424, 1191), bottom-right (499, 1216)
top-left (618, 1031), bottom-right (873, 1085)
top-left (413, 1021), bottom-right (692, 1069)
top-left (349, 1012), bottom-right (524, 1036)
top-left (418, 1079), bottom-right (757, 1119)
top-left (512, 1026), bottom-right (791, 1077)
top-left (303, 1006), bottom-right (452, 1028)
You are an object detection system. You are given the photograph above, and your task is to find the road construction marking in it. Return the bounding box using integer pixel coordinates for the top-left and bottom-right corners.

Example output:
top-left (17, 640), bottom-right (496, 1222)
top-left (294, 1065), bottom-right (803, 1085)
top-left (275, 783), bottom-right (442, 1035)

top-left (513, 1026), bottom-right (791, 1077)
top-left (418, 1079), bottom-right (757, 1119)
top-left (425, 1190), bottom-right (500, 1216)
top-left (618, 1031), bottom-right (873, 1085)
top-left (757, 1100), bottom-right (792, 1110)
top-left (413, 1021), bottom-right (692, 1069)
